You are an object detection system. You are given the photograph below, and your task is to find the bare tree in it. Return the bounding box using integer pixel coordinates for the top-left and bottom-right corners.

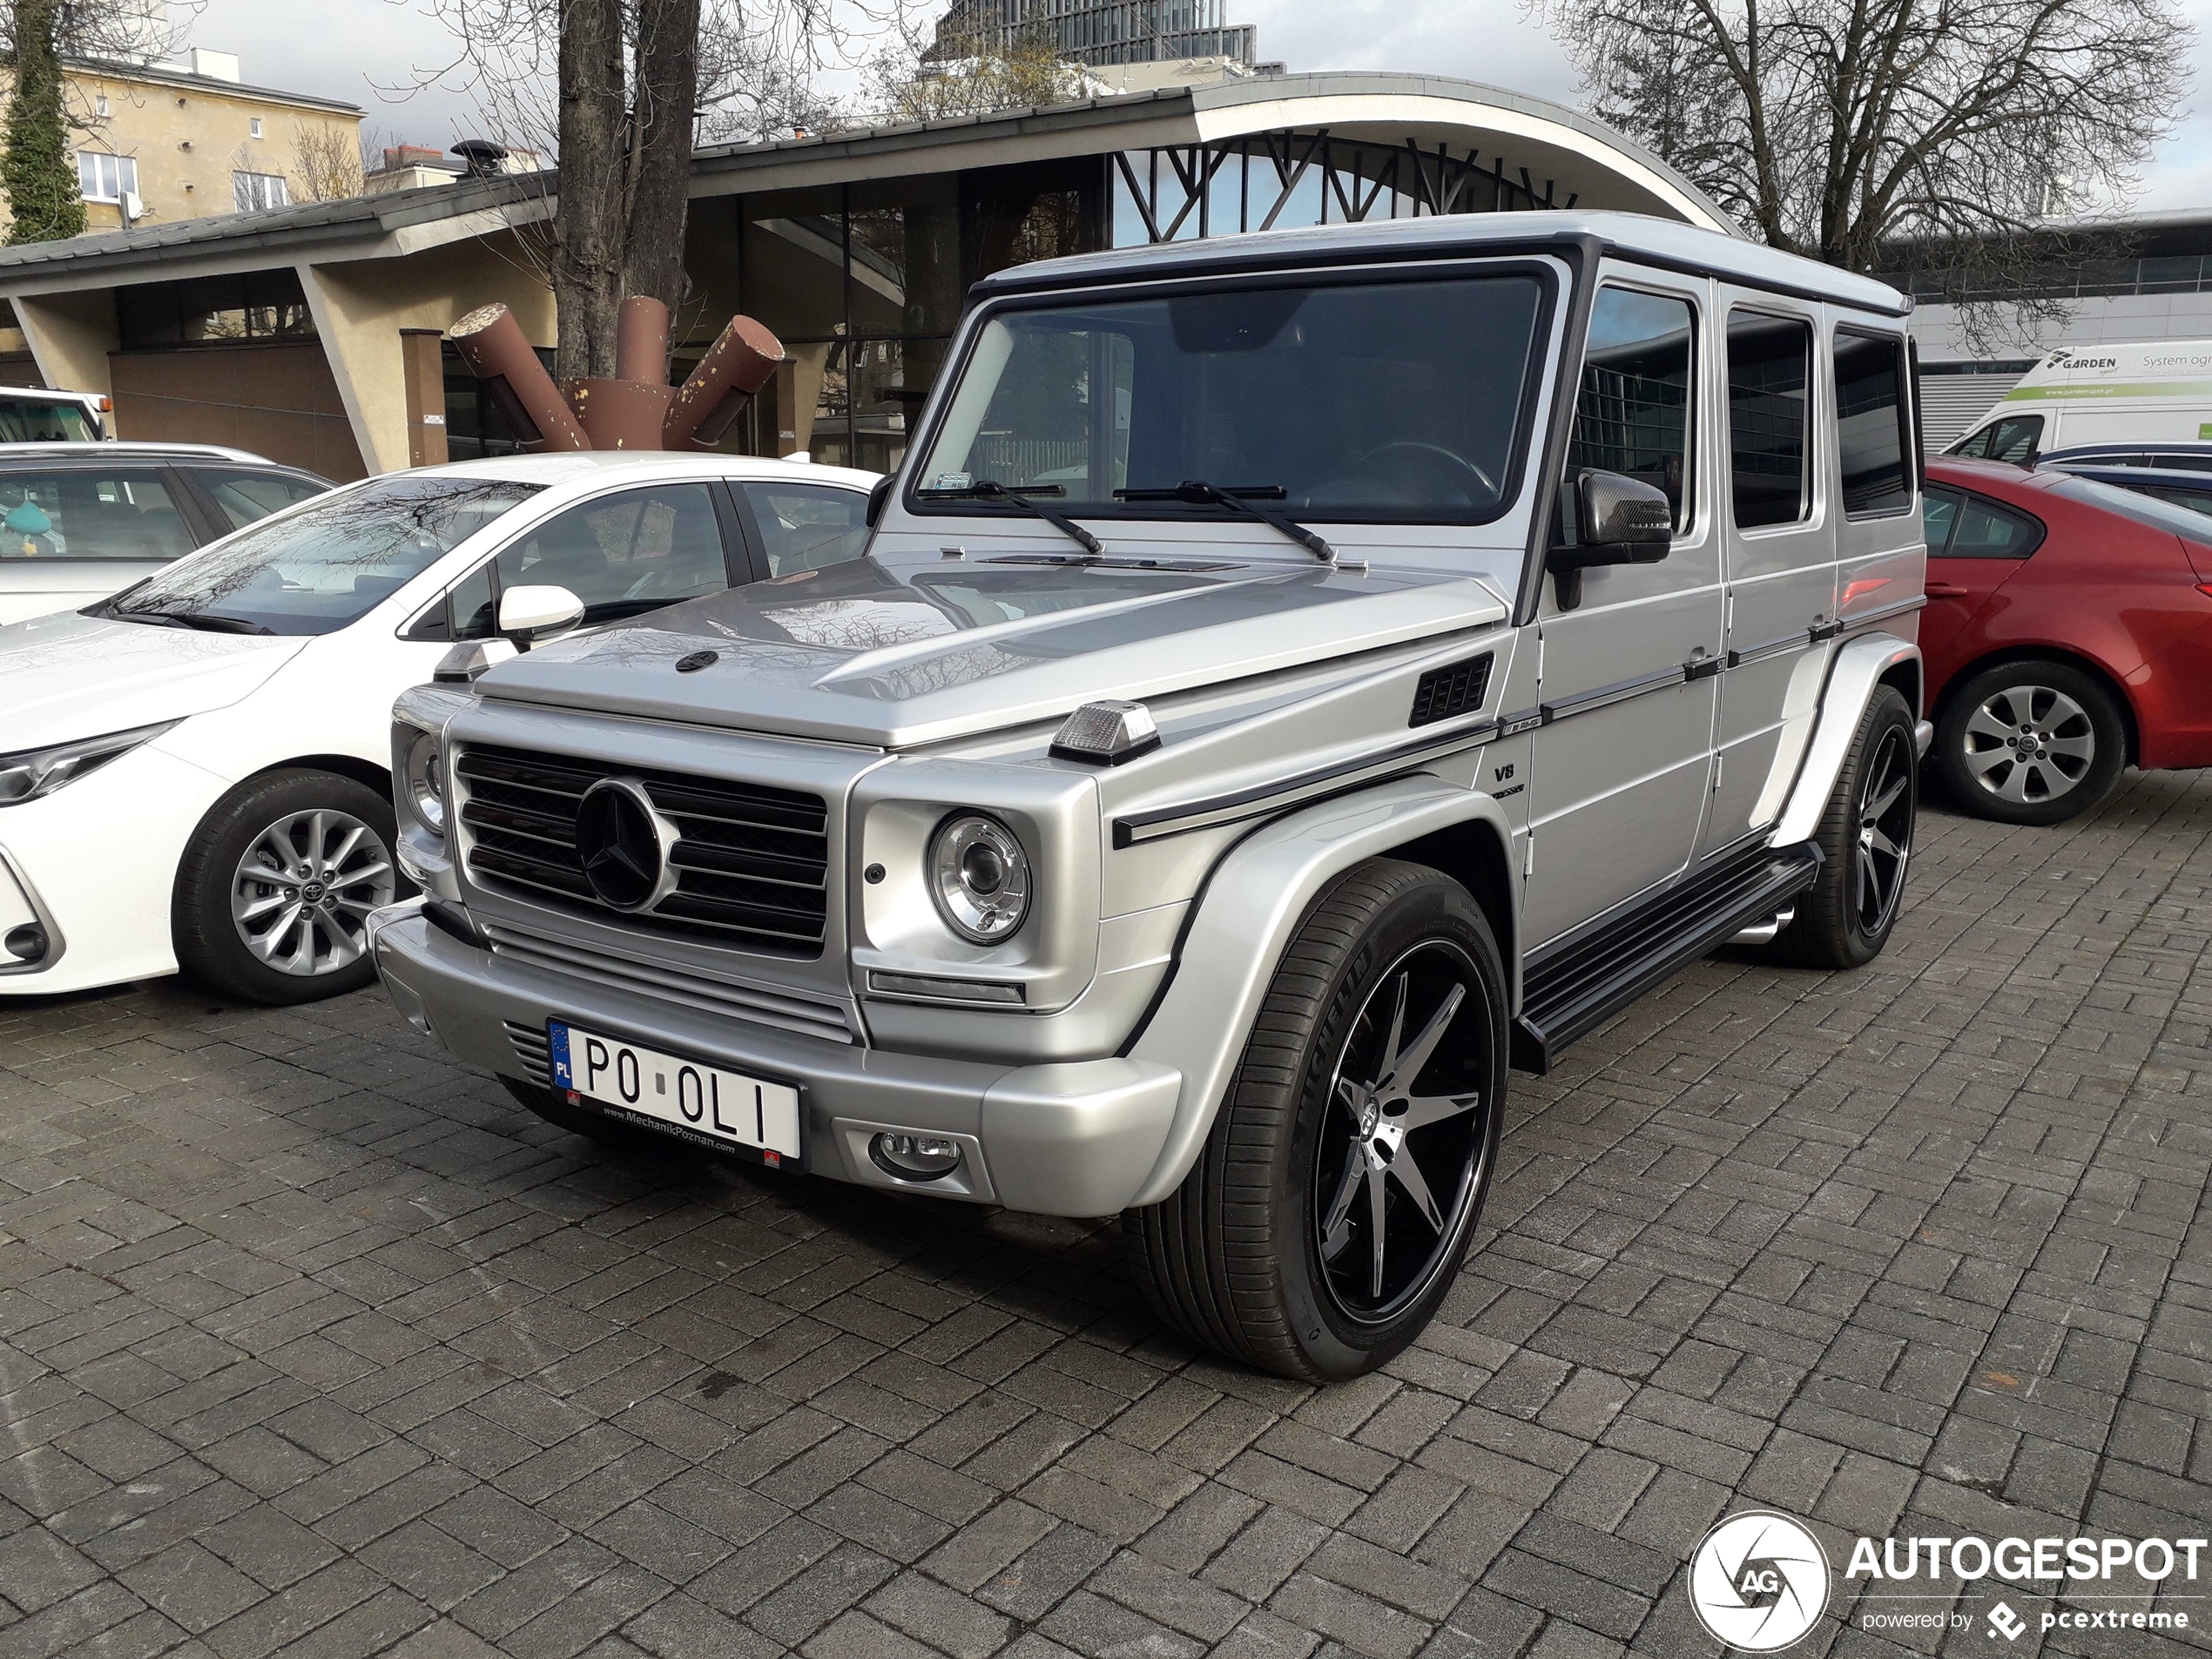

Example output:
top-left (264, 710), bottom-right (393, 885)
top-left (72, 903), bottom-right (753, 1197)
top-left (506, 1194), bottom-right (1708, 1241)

top-left (1534, 0), bottom-right (2190, 336)
top-left (862, 12), bottom-right (1095, 122)
top-left (395, 0), bottom-right (897, 378)
top-left (290, 122), bottom-right (362, 202)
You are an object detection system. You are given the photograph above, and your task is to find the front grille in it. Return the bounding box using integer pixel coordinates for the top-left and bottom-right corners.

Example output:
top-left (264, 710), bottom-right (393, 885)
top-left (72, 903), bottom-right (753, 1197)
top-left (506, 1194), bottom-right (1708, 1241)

top-left (1409, 652), bottom-right (1494, 727)
top-left (484, 923), bottom-right (856, 1045)
top-left (457, 744), bottom-right (829, 955)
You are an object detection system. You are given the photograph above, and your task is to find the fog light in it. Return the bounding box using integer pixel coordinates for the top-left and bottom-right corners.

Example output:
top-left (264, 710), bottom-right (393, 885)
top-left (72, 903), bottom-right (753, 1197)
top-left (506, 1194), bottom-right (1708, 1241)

top-left (870, 1132), bottom-right (963, 1181)
top-left (3, 923), bottom-right (47, 963)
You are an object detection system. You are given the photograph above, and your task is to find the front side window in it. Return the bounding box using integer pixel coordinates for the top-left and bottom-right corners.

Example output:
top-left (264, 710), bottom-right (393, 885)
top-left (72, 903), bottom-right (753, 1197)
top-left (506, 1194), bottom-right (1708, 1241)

top-left (914, 273), bottom-right (1548, 523)
top-left (233, 171), bottom-right (290, 212)
top-left (745, 482), bottom-right (870, 577)
top-left (455, 483), bottom-right (732, 637)
top-left (1834, 329), bottom-right (1913, 516)
top-left (0, 470), bottom-right (192, 561)
top-left (1922, 485), bottom-right (1962, 555)
top-left (1727, 311), bottom-right (1812, 529)
top-left (1951, 413), bottom-right (2044, 466)
top-left (1570, 286), bottom-right (1696, 531)
top-left (77, 151), bottom-right (138, 203)
top-left (105, 475), bottom-right (540, 635)
top-left (195, 468), bottom-right (328, 530)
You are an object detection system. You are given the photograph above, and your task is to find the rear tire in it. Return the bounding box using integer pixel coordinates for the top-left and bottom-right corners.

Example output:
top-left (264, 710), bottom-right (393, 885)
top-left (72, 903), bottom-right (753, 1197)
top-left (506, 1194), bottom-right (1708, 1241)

top-left (1771, 686), bottom-right (1916, 970)
top-left (1123, 860), bottom-right (1507, 1381)
top-left (173, 770), bottom-right (402, 1005)
top-left (1935, 658), bottom-right (2127, 825)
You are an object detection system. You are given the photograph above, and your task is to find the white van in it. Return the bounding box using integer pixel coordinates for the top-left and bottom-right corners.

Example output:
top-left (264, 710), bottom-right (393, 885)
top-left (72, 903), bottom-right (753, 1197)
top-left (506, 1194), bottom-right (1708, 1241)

top-left (0, 385), bottom-right (109, 442)
top-left (1946, 341), bottom-right (2212, 463)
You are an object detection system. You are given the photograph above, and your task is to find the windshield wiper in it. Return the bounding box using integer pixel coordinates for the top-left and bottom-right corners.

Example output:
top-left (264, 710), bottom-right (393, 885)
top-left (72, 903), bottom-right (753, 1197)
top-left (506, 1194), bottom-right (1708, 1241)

top-left (1116, 481), bottom-right (1336, 563)
top-left (919, 479), bottom-right (1104, 560)
top-left (117, 608), bottom-right (273, 636)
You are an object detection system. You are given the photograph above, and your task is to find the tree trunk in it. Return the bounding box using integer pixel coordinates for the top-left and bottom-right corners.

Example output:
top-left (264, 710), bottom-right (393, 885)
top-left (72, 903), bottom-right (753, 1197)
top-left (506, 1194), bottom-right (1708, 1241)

top-left (554, 0), bottom-right (626, 381)
top-left (623, 0), bottom-right (703, 325)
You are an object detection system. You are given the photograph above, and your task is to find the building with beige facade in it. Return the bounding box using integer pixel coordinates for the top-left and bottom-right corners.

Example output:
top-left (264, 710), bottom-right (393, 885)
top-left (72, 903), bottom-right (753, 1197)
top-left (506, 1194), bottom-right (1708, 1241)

top-left (0, 48), bottom-right (362, 240)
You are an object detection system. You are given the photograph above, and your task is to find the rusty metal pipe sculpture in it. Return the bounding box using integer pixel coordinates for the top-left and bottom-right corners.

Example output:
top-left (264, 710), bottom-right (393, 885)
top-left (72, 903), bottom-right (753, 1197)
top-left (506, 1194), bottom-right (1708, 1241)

top-left (445, 298), bottom-right (786, 455)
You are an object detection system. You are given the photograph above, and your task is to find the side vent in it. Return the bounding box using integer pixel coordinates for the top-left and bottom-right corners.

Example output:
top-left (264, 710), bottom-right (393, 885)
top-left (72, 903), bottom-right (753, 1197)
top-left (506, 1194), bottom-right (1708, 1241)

top-left (1409, 652), bottom-right (1494, 727)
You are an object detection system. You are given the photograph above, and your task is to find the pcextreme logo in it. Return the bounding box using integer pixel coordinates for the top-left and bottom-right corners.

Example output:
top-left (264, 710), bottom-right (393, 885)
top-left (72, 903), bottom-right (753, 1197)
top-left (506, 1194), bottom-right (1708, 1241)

top-left (1687, 1511), bottom-right (2206, 1650)
top-left (1689, 1513), bottom-right (1831, 1651)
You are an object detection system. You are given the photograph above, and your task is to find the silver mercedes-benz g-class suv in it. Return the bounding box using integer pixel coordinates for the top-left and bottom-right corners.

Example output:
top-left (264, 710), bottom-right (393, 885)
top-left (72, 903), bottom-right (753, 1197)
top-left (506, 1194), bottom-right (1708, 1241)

top-left (372, 211), bottom-right (1928, 1381)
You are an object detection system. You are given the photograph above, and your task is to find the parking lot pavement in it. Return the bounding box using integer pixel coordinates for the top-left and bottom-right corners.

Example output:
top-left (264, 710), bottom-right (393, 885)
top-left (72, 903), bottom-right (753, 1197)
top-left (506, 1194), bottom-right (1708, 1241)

top-left (0, 776), bottom-right (2207, 1659)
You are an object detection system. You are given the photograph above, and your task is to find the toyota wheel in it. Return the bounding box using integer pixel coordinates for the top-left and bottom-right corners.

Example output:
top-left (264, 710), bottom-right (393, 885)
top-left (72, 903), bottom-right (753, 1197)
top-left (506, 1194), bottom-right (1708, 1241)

top-left (174, 770), bottom-right (404, 1005)
top-left (1123, 860), bottom-right (1507, 1381)
top-left (1936, 659), bottom-right (2127, 826)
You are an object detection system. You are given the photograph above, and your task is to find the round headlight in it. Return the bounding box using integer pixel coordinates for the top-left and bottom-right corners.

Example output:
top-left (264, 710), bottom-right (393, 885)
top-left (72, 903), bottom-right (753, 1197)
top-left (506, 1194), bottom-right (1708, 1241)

top-left (927, 813), bottom-right (1030, 944)
top-left (401, 728), bottom-right (446, 834)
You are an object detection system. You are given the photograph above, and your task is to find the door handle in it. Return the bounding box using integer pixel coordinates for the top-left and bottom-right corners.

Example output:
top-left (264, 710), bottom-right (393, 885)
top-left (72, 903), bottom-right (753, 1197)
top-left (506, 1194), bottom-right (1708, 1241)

top-left (1925, 581), bottom-right (1972, 600)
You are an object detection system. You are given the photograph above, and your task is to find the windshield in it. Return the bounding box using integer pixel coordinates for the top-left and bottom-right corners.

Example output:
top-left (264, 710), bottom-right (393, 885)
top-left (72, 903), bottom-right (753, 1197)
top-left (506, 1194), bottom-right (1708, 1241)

top-left (106, 475), bottom-right (542, 636)
top-left (914, 273), bottom-right (1548, 524)
top-left (0, 397), bottom-right (93, 442)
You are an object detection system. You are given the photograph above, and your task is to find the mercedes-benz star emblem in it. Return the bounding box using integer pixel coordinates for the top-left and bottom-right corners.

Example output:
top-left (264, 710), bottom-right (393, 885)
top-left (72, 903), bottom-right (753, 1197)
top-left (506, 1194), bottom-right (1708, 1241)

top-left (574, 779), bottom-right (674, 911)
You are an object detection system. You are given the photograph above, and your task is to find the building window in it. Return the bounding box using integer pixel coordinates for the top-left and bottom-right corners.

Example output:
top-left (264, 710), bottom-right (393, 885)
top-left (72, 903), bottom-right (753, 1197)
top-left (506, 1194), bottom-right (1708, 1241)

top-left (249, 117), bottom-right (263, 139)
top-left (116, 269), bottom-right (318, 347)
top-left (233, 171), bottom-right (289, 212)
top-left (77, 151), bottom-right (138, 203)
top-left (94, 94), bottom-right (110, 118)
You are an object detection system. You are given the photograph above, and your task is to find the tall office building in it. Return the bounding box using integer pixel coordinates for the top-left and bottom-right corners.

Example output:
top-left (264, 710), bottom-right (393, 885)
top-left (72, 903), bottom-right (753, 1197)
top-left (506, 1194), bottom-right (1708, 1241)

top-left (931, 0), bottom-right (1259, 70)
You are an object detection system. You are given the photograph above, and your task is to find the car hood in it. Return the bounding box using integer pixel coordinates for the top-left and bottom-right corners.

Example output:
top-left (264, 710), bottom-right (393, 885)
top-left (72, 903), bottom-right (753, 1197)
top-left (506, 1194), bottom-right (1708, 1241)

top-left (0, 609), bottom-right (307, 752)
top-left (480, 556), bottom-right (1513, 748)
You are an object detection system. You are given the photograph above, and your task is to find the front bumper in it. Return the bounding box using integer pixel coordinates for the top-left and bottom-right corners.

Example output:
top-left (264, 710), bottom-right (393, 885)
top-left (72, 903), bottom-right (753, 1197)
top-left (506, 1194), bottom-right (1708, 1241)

top-left (373, 912), bottom-right (1182, 1217)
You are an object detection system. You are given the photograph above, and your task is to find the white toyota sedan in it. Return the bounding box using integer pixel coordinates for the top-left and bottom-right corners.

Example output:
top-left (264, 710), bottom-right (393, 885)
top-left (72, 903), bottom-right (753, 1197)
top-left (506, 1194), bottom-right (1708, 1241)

top-left (0, 452), bottom-right (878, 1003)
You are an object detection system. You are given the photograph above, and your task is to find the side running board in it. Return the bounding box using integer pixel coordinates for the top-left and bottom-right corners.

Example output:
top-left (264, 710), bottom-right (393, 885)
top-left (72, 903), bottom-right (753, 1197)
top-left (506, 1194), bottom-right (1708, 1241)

top-left (1511, 840), bottom-right (1823, 1075)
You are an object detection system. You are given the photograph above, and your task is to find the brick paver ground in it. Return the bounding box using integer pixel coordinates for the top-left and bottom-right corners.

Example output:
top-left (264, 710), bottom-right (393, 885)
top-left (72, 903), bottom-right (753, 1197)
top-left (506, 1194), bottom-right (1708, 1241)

top-left (0, 776), bottom-right (2207, 1659)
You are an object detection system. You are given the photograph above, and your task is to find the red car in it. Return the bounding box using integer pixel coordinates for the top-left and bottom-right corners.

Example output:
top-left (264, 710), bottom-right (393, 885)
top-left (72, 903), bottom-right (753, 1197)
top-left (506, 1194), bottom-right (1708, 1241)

top-left (1920, 456), bottom-right (2212, 823)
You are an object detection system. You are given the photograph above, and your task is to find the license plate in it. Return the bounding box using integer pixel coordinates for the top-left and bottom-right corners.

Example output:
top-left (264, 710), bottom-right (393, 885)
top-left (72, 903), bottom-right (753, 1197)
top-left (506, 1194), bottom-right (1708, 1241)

top-left (549, 1021), bottom-right (801, 1163)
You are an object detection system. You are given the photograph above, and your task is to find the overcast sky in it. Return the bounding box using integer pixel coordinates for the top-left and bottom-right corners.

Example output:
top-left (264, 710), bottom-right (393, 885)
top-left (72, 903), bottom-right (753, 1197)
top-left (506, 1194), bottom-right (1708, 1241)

top-left (195, 0), bottom-right (2212, 213)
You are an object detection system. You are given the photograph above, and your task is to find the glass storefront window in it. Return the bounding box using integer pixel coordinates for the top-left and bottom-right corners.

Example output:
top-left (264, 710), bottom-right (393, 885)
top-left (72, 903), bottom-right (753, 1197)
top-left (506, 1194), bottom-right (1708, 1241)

top-left (743, 186), bottom-right (848, 340)
top-left (851, 336), bottom-right (948, 475)
top-left (848, 177), bottom-right (961, 337)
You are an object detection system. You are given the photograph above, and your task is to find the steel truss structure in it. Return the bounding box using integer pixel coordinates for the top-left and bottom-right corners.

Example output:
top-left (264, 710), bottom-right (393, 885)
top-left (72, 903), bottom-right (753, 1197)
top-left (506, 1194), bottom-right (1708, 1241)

top-left (1113, 132), bottom-right (1581, 244)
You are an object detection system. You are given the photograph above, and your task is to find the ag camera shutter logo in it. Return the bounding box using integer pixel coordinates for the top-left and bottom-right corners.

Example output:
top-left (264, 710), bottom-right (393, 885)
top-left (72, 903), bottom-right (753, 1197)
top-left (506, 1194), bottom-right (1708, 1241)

top-left (1690, 1512), bottom-right (1831, 1650)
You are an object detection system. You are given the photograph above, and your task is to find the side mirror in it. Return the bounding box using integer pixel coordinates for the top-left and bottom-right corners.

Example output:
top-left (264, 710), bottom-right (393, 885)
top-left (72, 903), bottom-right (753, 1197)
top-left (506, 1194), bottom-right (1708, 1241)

top-left (1547, 469), bottom-right (1674, 610)
top-left (866, 474), bottom-right (895, 528)
top-left (497, 584), bottom-right (584, 650)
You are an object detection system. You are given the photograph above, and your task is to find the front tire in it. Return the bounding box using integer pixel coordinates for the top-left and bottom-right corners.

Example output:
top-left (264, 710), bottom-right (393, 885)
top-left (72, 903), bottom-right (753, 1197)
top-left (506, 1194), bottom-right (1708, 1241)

top-left (1935, 658), bottom-right (2126, 825)
top-left (1771, 685), bottom-right (1916, 970)
top-left (1123, 860), bottom-right (1507, 1382)
top-left (173, 770), bottom-right (402, 1005)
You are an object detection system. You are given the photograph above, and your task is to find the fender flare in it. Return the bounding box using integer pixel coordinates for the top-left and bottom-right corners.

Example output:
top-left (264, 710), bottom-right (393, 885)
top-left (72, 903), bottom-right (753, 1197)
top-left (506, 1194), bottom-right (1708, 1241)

top-left (1123, 775), bottom-right (1515, 1210)
top-left (1771, 632), bottom-right (1925, 846)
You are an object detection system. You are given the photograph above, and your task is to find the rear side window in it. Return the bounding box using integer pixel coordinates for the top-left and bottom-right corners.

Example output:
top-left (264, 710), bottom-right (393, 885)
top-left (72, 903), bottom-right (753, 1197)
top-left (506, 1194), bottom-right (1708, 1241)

top-left (195, 467), bottom-right (328, 530)
top-left (0, 469), bottom-right (194, 560)
top-left (1939, 493), bottom-right (2044, 559)
top-left (1570, 287), bottom-right (1696, 532)
top-left (1726, 311), bottom-right (1812, 529)
top-left (1834, 330), bottom-right (1912, 516)
top-left (745, 482), bottom-right (871, 577)
top-left (1922, 485), bottom-right (1962, 555)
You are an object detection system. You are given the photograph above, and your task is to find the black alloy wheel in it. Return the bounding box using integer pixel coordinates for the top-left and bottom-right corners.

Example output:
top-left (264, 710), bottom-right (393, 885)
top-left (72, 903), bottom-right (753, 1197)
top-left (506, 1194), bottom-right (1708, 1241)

top-left (1124, 859), bottom-right (1507, 1381)
top-left (1312, 941), bottom-right (1493, 1322)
